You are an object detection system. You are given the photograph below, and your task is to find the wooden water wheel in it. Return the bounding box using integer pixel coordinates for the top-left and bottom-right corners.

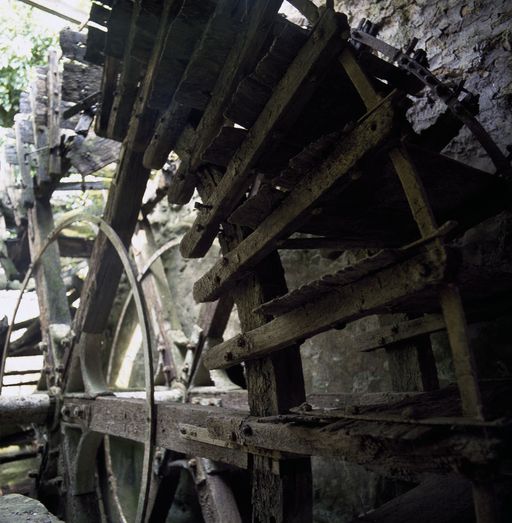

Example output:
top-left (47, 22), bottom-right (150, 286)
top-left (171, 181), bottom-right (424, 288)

top-left (1, 1), bottom-right (511, 522)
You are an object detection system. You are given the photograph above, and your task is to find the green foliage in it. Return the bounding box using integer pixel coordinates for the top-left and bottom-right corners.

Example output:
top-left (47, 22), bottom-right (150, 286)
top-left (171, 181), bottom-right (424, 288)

top-left (0, 1), bottom-right (59, 127)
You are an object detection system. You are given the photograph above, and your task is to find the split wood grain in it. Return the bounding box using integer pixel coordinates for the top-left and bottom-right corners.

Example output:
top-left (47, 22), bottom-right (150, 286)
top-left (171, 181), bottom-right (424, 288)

top-left (193, 95), bottom-right (396, 303)
top-left (180, 9), bottom-right (349, 258)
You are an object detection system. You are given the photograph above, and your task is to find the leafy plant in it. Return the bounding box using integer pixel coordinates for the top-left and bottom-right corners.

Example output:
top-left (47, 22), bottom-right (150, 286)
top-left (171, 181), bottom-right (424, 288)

top-left (0, 0), bottom-right (58, 127)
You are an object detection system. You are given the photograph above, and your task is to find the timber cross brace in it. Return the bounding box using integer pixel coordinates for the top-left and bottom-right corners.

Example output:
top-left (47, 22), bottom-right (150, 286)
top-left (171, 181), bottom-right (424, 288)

top-left (1, 1), bottom-right (512, 522)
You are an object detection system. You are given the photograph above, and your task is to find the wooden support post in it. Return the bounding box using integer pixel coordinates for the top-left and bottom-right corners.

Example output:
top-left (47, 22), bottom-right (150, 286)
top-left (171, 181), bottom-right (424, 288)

top-left (29, 66), bottom-right (50, 186)
top-left (385, 334), bottom-right (439, 392)
top-left (94, 56), bottom-right (122, 137)
top-left (14, 115), bottom-right (34, 210)
top-left (198, 166), bottom-right (312, 523)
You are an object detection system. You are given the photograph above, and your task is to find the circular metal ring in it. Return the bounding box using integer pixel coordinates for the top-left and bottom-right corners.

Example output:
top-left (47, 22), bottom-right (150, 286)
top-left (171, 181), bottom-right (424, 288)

top-left (0, 209), bottom-right (155, 523)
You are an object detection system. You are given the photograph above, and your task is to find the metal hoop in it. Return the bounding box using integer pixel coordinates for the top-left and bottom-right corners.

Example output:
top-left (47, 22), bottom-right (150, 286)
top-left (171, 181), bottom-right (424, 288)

top-left (0, 209), bottom-right (155, 523)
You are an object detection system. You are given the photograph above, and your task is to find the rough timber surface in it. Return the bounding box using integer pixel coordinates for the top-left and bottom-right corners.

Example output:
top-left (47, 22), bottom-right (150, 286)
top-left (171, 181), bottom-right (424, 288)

top-left (106, 0), bottom-right (165, 141)
top-left (193, 95), bottom-right (397, 302)
top-left (62, 380), bottom-right (512, 477)
top-left (66, 134), bottom-right (121, 176)
top-left (146, 0), bottom-right (217, 111)
top-left (142, 0), bottom-right (243, 169)
top-left (180, 10), bottom-right (349, 259)
top-left (203, 244), bottom-right (448, 369)
top-left (162, 0), bottom-right (284, 204)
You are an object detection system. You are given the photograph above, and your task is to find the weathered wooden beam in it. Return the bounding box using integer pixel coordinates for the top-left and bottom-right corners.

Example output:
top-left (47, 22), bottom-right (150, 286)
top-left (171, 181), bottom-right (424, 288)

top-left (47, 50), bottom-right (61, 178)
top-left (62, 92), bottom-right (101, 120)
top-left (59, 387), bottom-right (511, 478)
top-left (163, 0), bottom-right (283, 204)
top-left (203, 244), bottom-right (448, 370)
top-left (357, 314), bottom-right (445, 352)
top-left (14, 115), bottom-right (34, 210)
top-left (147, 0), bottom-right (217, 112)
top-left (193, 95), bottom-right (397, 303)
top-left (105, 0), bottom-right (164, 141)
top-left (94, 56), bottom-right (122, 138)
top-left (143, 0), bottom-right (244, 170)
top-left (180, 9), bottom-right (348, 258)
top-left (29, 68), bottom-right (50, 186)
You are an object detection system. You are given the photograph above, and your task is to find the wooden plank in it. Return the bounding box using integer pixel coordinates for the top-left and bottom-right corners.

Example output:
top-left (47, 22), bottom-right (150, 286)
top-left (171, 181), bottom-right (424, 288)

top-left (47, 49), bottom-right (61, 178)
top-left (180, 9), bottom-right (348, 258)
top-left (62, 91), bottom-right (101, 120)
top-left (163, 0), bottom-right (283, 204)
top-left (66, 134), bottom-right (120, 176)
top-left (106, 0), bottom-right (164, 141)
top-left (356, 314), bottom-right (445, 352)
top-left (252, 249), bottom-right (402, 316)
top-left (94, 56), bottom-right (121, 138)
top-left (143, 0), bottom-right (242, 170)
top-left (147, 0), bottom-right (217, 111)
top-left (203, 244), bottom-right (448, 370)
top-left (193, 95), bottom-right (396, 303)
top-left (224, 20), bottom-right (308, 129)
top-left (14, 115), bottom-right (34, 210)
top-left (58, 385), bottom-right (511, 478)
